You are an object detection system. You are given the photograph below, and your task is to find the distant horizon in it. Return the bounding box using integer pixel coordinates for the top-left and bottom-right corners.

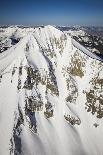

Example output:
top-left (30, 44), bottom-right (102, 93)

top-left (0, 24), bottom-right (103, 27)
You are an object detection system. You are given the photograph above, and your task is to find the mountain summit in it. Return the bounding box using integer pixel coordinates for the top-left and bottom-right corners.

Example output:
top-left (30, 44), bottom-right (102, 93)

top-left (0, 25), bottom-right (103, 155)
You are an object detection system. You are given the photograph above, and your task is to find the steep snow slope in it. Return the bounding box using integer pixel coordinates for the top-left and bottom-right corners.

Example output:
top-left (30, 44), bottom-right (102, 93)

top-left (64, 28), bottom-right (103, 57)
top-left (0, 25), bottom-right (103, 155)
top-left (0, 26), bottom-right (35, 53)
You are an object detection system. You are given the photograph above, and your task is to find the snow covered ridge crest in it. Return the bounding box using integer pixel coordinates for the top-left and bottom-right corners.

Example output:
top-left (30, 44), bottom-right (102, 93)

top-left (0, 25), bottom-right (103, 155)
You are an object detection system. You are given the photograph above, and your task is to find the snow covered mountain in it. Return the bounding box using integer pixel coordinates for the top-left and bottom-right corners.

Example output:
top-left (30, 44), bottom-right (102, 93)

top-left (0, 25), bottom-right (103, 155)
top-left (60, 27), bottom-right (103, 58)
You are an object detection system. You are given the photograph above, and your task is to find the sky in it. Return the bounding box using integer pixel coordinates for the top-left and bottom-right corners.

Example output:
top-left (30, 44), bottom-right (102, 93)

top-left (0, 0), bottom-right (103, 26)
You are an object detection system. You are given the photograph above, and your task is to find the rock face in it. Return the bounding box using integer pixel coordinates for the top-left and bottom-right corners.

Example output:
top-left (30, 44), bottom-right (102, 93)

top-left (0, 25), bottom-right (103, 155)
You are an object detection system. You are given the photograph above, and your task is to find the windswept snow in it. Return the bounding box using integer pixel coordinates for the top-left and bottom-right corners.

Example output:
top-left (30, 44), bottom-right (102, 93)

top-left (72, 38), bottom-right (103, 62)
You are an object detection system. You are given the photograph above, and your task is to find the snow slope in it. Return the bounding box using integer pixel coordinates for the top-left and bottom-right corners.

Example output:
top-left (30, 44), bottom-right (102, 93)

top-left (0, 25), bottom-right (103, 155)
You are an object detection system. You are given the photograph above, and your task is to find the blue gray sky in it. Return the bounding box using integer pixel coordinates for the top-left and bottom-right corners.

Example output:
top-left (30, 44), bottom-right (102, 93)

top-left (0, 0), bottom-right (103, 26)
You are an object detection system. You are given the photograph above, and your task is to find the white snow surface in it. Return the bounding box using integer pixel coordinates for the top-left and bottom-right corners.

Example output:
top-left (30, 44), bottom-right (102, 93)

top-left (0, 25), bottom-right (103, 155)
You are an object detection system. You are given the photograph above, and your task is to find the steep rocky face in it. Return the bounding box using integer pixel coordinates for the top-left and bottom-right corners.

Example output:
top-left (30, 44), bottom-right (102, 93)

top-left (0, 25), bottom-right (103, 155)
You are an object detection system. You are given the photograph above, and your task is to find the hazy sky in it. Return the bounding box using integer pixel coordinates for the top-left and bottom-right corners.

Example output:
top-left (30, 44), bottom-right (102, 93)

top-left (0, 0), bottom-right (103, 26)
